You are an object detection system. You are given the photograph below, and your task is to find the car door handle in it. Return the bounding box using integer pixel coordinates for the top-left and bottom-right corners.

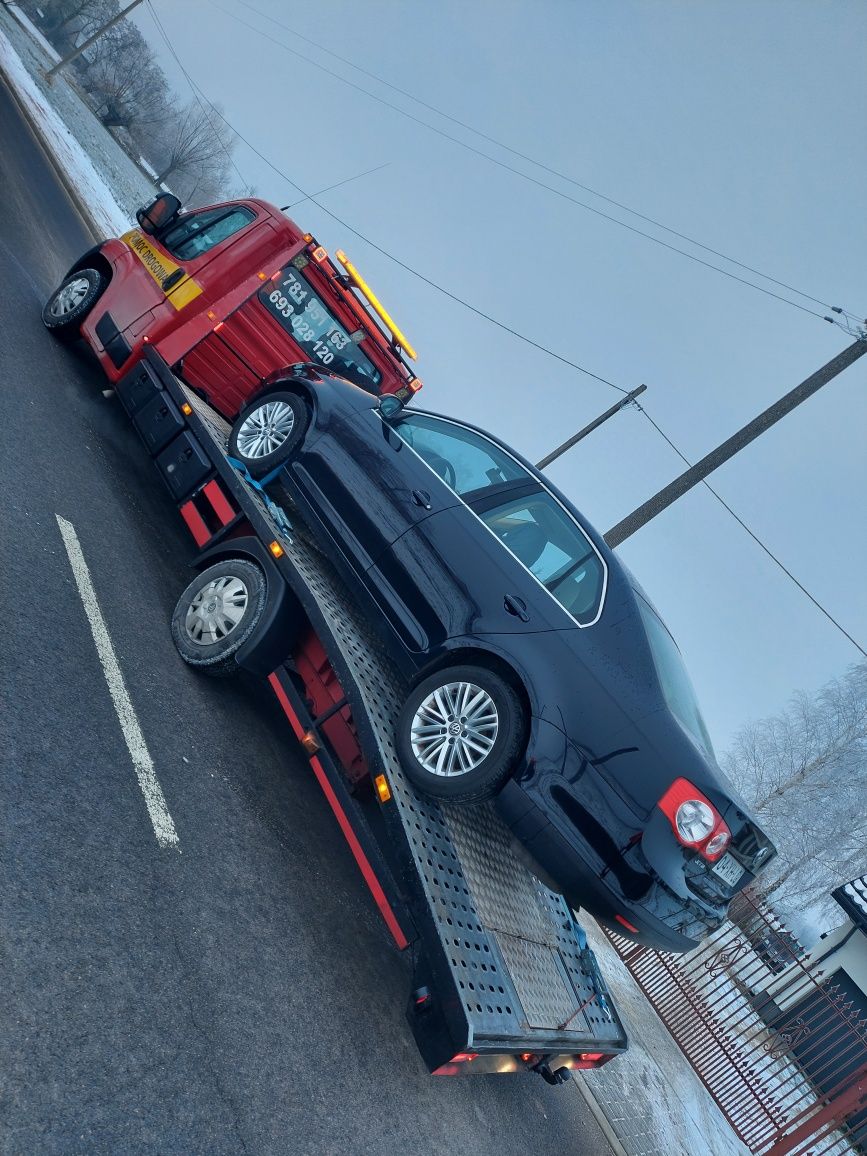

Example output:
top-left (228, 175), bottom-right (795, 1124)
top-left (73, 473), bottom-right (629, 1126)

top-left (504, 594), bottom-right (530, 622)
top-left (411, 489), bottom-right (432, 509)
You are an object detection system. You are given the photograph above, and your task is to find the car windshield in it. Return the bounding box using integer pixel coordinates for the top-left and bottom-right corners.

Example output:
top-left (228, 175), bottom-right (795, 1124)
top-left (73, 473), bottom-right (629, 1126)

top-left (259, 264), bottom-right (381, 390)
top-left (637, 596), bottom-right (715, 757)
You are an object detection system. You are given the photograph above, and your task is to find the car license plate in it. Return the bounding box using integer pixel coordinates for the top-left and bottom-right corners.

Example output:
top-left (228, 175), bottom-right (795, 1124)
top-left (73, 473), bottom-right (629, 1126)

top-left (711, 853), bottom-right (743, 887)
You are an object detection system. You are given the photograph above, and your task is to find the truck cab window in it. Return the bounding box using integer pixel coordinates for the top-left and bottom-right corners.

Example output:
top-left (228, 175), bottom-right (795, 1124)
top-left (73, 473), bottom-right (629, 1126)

top-left (160, 206), bottom-right (256, 260)
top-left (394, 414), bottom-right (526, 496)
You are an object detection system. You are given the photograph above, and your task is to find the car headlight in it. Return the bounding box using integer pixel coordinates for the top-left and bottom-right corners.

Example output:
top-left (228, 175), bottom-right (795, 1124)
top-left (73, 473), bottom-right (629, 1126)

top-left (675, 799), bottom-right (715, 844)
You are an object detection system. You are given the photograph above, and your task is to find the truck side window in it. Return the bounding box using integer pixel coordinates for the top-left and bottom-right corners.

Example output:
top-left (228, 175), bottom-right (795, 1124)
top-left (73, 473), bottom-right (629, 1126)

top-left (160, 206), bottom-right (256, 260)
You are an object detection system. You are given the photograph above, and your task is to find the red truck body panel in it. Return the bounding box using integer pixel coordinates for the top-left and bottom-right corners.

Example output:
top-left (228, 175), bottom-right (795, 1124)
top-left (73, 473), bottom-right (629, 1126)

top-left (80, 198), bottom-right (418, 417)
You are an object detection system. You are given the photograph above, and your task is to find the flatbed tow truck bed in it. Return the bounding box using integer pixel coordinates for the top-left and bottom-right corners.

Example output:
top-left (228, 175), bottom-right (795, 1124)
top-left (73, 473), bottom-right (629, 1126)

top-left (114, 349), bottom-right (628, 1080)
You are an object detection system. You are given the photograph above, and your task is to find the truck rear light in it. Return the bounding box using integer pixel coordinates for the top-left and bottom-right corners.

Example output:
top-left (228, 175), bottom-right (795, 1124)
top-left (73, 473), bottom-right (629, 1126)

top-left (657, 778), bottom-right (731, 862)
top-left (451, 1052), bottom-right (478, 1063)
top-left (311, 246), bottom-right (328, 263)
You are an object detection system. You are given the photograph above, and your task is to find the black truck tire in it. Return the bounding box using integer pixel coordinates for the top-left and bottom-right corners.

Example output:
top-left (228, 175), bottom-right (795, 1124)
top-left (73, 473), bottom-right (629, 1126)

top-left (228, 391), bottom-right (309, 479)
top-left (396, 665), bottom-right (526, 803)
top-left (42, 268), bottom-right (105, 341)
top-left (171, 558), bottom-right (267, 676)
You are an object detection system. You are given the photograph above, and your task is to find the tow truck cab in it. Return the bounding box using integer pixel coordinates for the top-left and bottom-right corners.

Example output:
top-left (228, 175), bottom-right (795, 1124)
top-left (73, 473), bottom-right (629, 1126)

top-left (73, 194), bottom-right (421, 418)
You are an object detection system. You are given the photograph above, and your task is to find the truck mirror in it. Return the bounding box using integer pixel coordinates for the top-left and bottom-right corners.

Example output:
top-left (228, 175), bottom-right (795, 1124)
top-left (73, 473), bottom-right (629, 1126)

top-left (137, 193), bottom-right (182, 235)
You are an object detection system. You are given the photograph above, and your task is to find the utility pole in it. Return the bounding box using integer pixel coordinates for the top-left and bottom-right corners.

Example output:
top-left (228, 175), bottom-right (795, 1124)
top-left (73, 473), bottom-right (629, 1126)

top-left (536, 384), bottom-right (647, 470)
top-left (45, 0), bottom-right (145, 82)
top-left (605, 336), bottom-right (867, 548)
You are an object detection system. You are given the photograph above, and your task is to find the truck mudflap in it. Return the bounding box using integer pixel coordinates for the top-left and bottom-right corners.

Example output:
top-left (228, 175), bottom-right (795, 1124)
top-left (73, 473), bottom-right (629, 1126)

top-left (117, 349), bottom-right (629, 1077)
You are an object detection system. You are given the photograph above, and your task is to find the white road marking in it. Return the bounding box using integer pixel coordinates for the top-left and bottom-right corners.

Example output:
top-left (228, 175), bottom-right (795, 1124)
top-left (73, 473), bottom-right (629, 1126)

top-left (55, 515), bottom-right (179, 848)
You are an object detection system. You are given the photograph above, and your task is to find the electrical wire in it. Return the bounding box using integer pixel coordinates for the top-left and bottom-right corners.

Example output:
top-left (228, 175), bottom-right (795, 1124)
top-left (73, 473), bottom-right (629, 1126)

top-left (146, 20), bottom-right (866, 659)
top-left (210, 0), bottom-right (857, 328)
top-left (234, 0), bottom-right (866, 326)
top-left (635, 406), bottom-right (867, 659)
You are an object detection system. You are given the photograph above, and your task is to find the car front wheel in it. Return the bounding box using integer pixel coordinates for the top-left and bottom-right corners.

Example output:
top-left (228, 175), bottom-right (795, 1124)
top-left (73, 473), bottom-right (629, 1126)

top-left (396, 665), bottom-right (526, 803)
top-left (42, 267), bottom-right (105, 340)
top-left (228, 390), bottom-right (309, 479)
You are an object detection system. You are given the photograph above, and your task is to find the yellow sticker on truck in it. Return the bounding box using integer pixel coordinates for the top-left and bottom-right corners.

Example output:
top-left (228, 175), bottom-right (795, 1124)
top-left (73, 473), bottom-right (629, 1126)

top-left (122, 229), bottom-right (203, 310)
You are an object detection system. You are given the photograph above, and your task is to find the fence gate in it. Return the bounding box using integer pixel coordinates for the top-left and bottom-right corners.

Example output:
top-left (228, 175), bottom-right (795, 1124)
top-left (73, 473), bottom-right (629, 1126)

top-left (607, 892), bottom-right (867, 1155)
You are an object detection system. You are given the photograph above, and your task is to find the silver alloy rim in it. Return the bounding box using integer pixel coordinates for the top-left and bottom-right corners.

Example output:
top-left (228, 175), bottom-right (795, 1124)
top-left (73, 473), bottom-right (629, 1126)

top-left (410, 681), bottom-right (499, 777)
top-left (49, 276), bottom-right (91, 317)
top-left (236, 400), bottom-right (296, 460)
top-left (184, 575), bottom-right (249, 645)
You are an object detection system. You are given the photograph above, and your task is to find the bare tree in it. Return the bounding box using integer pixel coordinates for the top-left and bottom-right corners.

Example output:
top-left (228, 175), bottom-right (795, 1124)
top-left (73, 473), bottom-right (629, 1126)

top-left (723, 662), bottom-right (867, 925)
top-left (149, 100), bottom-right (235, 187)
top-left (21, 0), bottom-right (119, 47)
top-left (78, 25), bottom-right (168, 129)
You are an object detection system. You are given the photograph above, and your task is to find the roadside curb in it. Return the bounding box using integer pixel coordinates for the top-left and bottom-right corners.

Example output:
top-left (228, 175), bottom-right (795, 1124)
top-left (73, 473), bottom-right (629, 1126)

top-left (573, 1074), bottom-right (630, 1156)
top-left (0, 19), bottom-right (102, 242)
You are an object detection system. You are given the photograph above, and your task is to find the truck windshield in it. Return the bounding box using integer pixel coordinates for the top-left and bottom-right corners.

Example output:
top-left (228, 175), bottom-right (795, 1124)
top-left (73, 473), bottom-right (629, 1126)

top-left (259, 264), bottom-right (381, 390)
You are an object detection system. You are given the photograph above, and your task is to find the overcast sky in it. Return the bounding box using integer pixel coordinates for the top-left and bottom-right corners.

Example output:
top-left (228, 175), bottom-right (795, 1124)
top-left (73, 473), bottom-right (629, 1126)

top-left (140, 0), bottom-right (866, 755)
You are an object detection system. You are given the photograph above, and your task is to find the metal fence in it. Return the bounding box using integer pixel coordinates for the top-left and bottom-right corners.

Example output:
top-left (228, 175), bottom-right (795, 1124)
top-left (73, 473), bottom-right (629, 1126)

top-left (606, 891), bottom-right (867, 1155)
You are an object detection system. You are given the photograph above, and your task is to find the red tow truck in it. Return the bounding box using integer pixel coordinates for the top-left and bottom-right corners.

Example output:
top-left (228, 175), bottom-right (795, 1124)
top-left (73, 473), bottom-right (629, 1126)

top-left (42, 193), bottom-right (422, 417)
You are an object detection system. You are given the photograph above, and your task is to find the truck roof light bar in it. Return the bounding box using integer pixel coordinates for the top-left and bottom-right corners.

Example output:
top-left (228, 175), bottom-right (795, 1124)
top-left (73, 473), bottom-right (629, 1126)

top-left (335, 249), bottom-right (418, 361)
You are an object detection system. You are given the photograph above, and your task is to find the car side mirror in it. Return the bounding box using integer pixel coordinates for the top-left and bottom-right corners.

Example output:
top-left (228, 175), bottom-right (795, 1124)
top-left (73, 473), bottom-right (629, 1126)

top-left (378, 394), bottom-right (404, 422)
top-left (136, 193), bottom-right (182, 235)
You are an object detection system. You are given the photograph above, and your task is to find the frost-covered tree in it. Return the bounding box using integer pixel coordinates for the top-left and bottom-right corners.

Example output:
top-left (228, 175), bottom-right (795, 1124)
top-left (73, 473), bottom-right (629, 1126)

top-left (723, 661), bottom-right (867, 929)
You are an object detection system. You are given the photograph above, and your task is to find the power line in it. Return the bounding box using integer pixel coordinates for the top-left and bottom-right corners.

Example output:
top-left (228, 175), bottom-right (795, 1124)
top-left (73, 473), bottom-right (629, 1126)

top-left (209, 0), bottom-right (856, 328)
top-left (160, 66), bottom-right (630, 395)
top-left (635, 406), bottom-right (867, 659)
top-left (234, 0), bottom-right (864, 323)
top-left (150, 28), bottom-right (865, 660)
top-left (146, 1), bottom-right (250, 194)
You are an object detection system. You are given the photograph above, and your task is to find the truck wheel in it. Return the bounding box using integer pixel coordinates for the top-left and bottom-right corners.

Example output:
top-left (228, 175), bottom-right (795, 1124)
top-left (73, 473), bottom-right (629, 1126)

top-left (42, 268), bottom-right (105, 340)
top-left (228, 391), bottom-right (309, 480)
top-left (396, 665), bottom-right (526, 803)
top-left (170, 558), bottom-right (266, 677)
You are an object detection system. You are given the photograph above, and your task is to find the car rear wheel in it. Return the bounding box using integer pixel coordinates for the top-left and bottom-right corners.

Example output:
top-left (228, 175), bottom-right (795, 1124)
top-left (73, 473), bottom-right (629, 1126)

top-left (396, 665), bottom-right (526, 803)
top-left (228, 391), bottom-right (309, 480)
top-left (170, 558), bottom-right (267, 676)
top-left (42, 267), bottom-right (105, 340)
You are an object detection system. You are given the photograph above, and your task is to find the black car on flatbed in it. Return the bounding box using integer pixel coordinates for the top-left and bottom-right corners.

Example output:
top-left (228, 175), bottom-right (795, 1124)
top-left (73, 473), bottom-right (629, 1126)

top-left (107, 349), bottom-right (629, 1082)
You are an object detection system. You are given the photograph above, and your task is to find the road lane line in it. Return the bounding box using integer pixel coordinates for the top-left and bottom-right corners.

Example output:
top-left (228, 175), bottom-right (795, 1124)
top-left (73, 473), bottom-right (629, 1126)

top-left (55, 515), bottom-right (179, 848)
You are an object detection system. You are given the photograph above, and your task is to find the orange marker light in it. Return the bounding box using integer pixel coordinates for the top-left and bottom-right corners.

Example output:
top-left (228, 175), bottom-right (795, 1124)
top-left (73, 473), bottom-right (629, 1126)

top-left (374, 774), bottom-right (391, 803)
top-left (301, 730), bottom-right (320, 755)
top-left (181, 402), bottom-right (193, 416)
top-left (207, 309), bottom-right (217, 320)
top-left (257, 271), bottom-right (267, 280)
top-left (303, 233), bottom-right (314, 242)
top-left (268, 540), bottom-right (284, 559)
top-left (408, 377), bottom-right (423, 393)
top-left (312, 246), bottom-right (328, 263)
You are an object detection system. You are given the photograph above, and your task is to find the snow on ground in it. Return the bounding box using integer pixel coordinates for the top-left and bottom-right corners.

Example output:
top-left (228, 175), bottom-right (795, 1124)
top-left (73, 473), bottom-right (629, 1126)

top-left (6, 3), bottom-right (60, 62)
top-left (576, 918), bottom-right (752, 1156)
top-left (0, 25), bottom-right (131, 237)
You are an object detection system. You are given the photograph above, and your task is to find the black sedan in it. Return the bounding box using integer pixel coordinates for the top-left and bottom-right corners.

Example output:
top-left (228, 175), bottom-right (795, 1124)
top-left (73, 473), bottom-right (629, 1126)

top-left (220, 368), bottom-right (776, 953)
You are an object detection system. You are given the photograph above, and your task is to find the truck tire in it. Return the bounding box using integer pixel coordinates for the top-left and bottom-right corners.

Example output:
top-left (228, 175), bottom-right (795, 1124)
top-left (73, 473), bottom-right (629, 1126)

top-left (228, 391), bottom-right (309, 480)
top-left (171, 558), bottom-right (267, 677)
top-left (42, 267), bottom-right (105, 341)
top-left (395, 665), bottom-right (526, 803)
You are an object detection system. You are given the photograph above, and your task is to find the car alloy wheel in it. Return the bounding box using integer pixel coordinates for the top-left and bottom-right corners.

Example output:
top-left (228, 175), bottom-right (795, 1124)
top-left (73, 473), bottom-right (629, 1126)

top-left (48, 276), bottom-right (92, 318)
top-left (410, 681), bottom-right (499, 777)
top-left (184, 574), bottom-right (249, 645)
top-left (235, 400), bottom-right (296, 460)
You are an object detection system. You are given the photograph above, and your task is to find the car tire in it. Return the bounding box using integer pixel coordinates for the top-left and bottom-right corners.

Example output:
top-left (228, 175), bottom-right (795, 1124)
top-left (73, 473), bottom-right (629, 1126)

top-left (396, 665), bottom-right (526, 803)
top-left (228, 391), bottom-right (309, 480)
top-left (170, 558), bottom-right (267, 677)
top-left (42, 267), bottom-right (106, 340)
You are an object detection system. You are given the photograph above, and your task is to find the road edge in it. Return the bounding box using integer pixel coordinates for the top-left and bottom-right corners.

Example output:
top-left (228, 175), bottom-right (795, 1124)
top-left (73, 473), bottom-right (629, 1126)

top-left (573, 1074), bottom-right (629, 1156)
top-left (0, 26), bottom-right (101, 242)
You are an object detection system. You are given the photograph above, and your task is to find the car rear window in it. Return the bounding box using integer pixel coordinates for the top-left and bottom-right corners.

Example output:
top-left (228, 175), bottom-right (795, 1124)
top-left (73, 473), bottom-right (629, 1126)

top-left (259, 265), bottom-right (381, 390)
top-left (480, 492), bottom-right (606, 626)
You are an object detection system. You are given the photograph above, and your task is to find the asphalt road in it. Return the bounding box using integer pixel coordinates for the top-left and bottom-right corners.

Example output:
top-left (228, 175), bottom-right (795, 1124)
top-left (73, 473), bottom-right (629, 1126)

top-left (0, 71), bottom-right (616, 1156)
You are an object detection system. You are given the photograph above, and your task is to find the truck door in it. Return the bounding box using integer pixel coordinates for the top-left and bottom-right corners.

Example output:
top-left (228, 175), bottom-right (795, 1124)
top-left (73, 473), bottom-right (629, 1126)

top-left (114, 204), bottom-right (273, 337)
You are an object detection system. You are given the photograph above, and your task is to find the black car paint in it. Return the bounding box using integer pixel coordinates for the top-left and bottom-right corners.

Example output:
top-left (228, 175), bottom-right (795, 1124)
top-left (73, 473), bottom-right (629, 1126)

top-left (254, 369), bottom-right (773, 952)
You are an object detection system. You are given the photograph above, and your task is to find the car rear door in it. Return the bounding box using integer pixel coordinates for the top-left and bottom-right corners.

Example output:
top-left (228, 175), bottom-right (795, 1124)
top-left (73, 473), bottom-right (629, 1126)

top-left (364, 415), bottom-right (601, 652)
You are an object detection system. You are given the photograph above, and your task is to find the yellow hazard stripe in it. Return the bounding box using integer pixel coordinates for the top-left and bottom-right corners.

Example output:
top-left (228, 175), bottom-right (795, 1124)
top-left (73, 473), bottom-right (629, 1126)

top-left (122, 229), bottom-right (203, 311)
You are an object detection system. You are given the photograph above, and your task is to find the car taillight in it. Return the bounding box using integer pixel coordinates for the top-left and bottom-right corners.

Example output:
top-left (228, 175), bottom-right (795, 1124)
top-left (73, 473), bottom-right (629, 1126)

top-left (657, 778), bottom-right (730, 862)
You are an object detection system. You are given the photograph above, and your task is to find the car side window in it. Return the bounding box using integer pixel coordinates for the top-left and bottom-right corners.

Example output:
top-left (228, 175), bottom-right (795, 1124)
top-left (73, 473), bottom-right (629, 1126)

top-left (394, 414), bottom-right (527, 495)
top-left (479, 492), bottom-right (606, 626)
top-left (159, 206), bottom-right (256, 260)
